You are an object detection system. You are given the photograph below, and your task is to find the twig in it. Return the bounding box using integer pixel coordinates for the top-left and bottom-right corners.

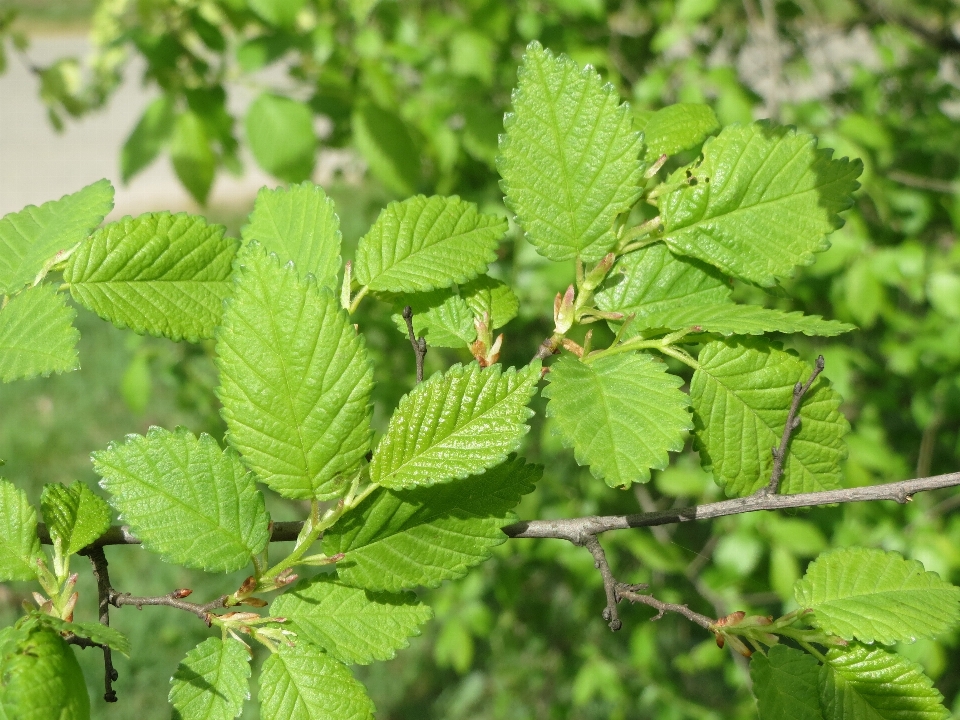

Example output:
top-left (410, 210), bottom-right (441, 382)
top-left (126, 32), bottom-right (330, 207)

top-left (760, 355), bottom-right (824, 496)
top-left (617, 583), bottom-right (714, 629)
top-left (401, 306), bottom-right (427, 383)
top-left (583, 536), bottom-right (624, 631)
top-left (79, 547), bottom-right (118, 703)
top-left (109, 591), bottom-right (229, 625)
top-left (888, 170), bottom-right (957, 194)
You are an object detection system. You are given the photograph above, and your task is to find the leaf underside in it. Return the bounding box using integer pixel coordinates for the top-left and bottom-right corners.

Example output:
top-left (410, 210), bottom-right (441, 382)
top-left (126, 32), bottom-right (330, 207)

top-left (0, 284), bottom-right (79, 382)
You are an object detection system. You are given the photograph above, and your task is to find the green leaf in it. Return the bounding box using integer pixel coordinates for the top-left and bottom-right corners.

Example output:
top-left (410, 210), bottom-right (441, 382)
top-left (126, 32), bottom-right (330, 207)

top-left (171, 111), bottom-right (216, 205)
top-left (370, 363), bottom-right (539, 489)
top-left (354, 195), bottom-right (506, 293)
top-left (40, 481), bottom-right (110, 555)
top-left (241, 182), bottom-right (341, 289)
top-left (351, 103), bottom-right (420, 196)
top-left (33, 615), bottom-right (130, 657)
top-left (691, 340), bottom-right (849, 496)
top-left (498, 41), bottom-right (643, 262)
top-left (0, 179), bottom-right (113, 295)
top-left (625, 303), bottom-right (855, 338)
top-left (543, 354), bottom-right (691, 488)
top-left (64, 212), bottom-right (239, 343)
top-left (245, 93), bottom-right (316, 183)
top-left (271, 574), bottom-right (432, 665)
top-left (324, 456), bottom-right (540, 592)
top-left (0, 628), bottom-right (89, 720)
top-left (461, 276), bottom-right (519, 329)
top-left (0, 284), bottom-right (79, 382)
top-left (389, 289), bottom-right (476, 349)
top-left (248, 0), bottom-right (305, 27)
top-left (660, 122), bottom-right (862, 286)
top-left (642, 103), bottom-right (719, 159)
top-left (0, 480), bottom-right (40, 581)
top-left (169, 638), bottom-right (250, 720)
top-left (795, 547), bottom-right (960, 645)
top-left (750, 645), bottom-right (823, 720)
top-left (93, 427), bottom-right (270, 573)
top-left (217, 244), bottom-right (373, 499)
top-left (819, 645), bottom-right (948, 720)
top-left (258, 644), bottom-right (374, 720)
top-left (121, 94), bottom-right (176, 182)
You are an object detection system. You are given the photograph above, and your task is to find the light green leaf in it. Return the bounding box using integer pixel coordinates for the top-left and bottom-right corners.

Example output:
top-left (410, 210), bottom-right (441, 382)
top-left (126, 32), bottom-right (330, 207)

top-left (691, 340), bottom-right (849, 496)
top-left (171, 111), bottom-right (215, 205)
top-left (216, 245), bottom-right (373, 499)
top-left (389, 289), bottom-right (476, 349)
top-left (0, 480), bottom-right (40, 581)
top-left (0, 284), bottom-right (79, 382)
top-left (370, 363), bottom-right (539, 489)
top-left (241, 182), bottom-right (341, 288)
top-left (820, 645), bottom-right (948, 720)
top-left (795, 547), bottom-right (960, 645)
top-left (498, 41), bottom-right (643, 262)
top-left (169, 638), bottom-right (250, 720)
top-left (750, 645), bottom-right (823, 720)
top-left (34, 616), bottom-right (130, 657)
top-left (660, 122), bottom-right (862, 286)
top-left (0, 628), bottom-right (89, 720)
top-left (248, 0), bottom-right (305, 27)
top-left (627, 303), bottom-right (855, 337)
top-left (543, 353), bottom-right (691, 488)
top-left (93, 427), bottom-right (270, 573)
top-left (461, 276), bottom-right (519, 329)
top-left (258, 644), bottom-right (374, 720)
top-left (245, 93), bottom-right (316, 183)
top-left (324, 456), bottom-right (540, 592)
top-left (121, 95), bottom-right (176, 182)
top-left (40, 481), bottom-right (110, 555)
top-left (642, 103), bottom-right (719, 159)
top-left (354, 195), bottom-right (506, 293)
top-left (0, 179), bottom-right (113, 295)
top-left (271, 574), bottom-right (432, 665)
top-left (64, 212), bottom-right (239, 342)
top-left (351, 103), bottom-right (420, 196)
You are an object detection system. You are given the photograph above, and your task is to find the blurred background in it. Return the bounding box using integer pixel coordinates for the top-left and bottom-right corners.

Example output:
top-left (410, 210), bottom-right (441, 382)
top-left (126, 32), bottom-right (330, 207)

top-left (1, 0), bottom-right (960, 717)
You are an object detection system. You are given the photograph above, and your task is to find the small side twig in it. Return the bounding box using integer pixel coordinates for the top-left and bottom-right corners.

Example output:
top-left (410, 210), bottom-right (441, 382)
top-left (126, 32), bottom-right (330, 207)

top-left (401, 306), bottom-right (427, 383)
top-left (109, 591), bottom-right (229, 625)
top-left (80, 547), bottom-right (118, 703)
top-left (583, 536), bottom-right (623, 631)
top-left (760, 355), bottom-right (825, 496)
top-left (617, 583), bottom-right (715, 630)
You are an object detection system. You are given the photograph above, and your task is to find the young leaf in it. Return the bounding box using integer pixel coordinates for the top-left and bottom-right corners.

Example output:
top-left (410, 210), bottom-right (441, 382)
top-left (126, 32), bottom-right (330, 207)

top-left (0, 178), bottom-right (114, 295)
top-left (543, 354), bottom-right (691, 488)
top-left (0, 480), bottom-right (41, 581)
top-left (245, 93), bottom-right (316, 183)
top-left (39, 481), bottom-right (111, 555)
top-left (461, 276), bottom-right (519, 329)
top-left (641, 103), bottom-right (719, 159)
top-left (819, 645), bottom-right (948, 720)
top-left (171, 111), bottom-right (216, 205)
top-left (216, 245), bottom-right (373, 500)
top-left (498, 42), bottom-right (643, 263)
top-left (323, 456), bottom-right (540, 592)
top-left (660, 122), bottom-right (862, 286)
top-left (750, 645), bottom-right (823, 720)
top-left (389, 289), bottom-right (476, 349)
top-left (370, 363), bottom-right (539, 490)
top-left (64, 212), bottom-right (239, 343)
top-left (691, 340), bottom-right (848, 496)
top-left (121, 94), bottom-right (176, 182)
top-left (623, 303), bottom-right (855, 338)
top-left (258, 643), bottom-right (375, 720)
top-left (0, 628), bottom-right (90, 719)
top-left (351, 102), bottom-right (420, 197)
top-left (795, 547), bottom-right (960, 645)
top-left (241, 182), bottom-right (342, 288)
top-left (93, 427), bottom-right (270, 573)
top-left (353, 195), bottom-right (505, 293)
top-left (169, 637), bottom-right (250, 720)
top-left (0, 284), bottom-right (79, 382)
top-left (34, 615), bottom-right (130, 656)
top-left (271, 574), bottom-right (432, 665)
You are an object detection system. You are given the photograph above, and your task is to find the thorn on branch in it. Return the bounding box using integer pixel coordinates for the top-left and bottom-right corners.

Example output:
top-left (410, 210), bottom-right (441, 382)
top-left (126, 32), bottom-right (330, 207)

top-left (759, 355), bottom-right (825, 496)
top-left (402, 305), bottom-right (426, 383)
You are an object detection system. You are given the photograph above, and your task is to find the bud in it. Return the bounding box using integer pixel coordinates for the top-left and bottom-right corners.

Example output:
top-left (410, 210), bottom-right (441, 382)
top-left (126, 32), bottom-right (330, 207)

top-left (239, 597), bottom-right (268, 608)
top-left (581, 253), bottom-right (615, 292)
top-left (554, 285), bottom-right (575, 334)
top-left (172, 588), bottom-right (193, 599)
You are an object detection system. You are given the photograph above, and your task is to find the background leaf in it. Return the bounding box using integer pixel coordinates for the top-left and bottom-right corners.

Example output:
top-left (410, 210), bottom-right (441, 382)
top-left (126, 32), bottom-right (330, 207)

top-left (543, 354), bottom-right (691, 488)
top-left (370, 363), bottom-right (539, 489)
top-left (121, 95), bottom-right (176, 182)
top-left (245, 93), bottom-right (316, 183)
top-left (171, 111), bottom-right (216, 205)
top-left (795, 547), bottom-right (960, 645)
top-left (40, 481), bottom-right (110, 555)
top-left (169, 637), bottom-right (250, 720)
top-left (640, 103), bottom-right (719, 158)
top-left (351, 103), bottom-right (420, 196)
top-left (750, 645), bottom-right (823, 720)
top-left (622, 303), bottom-right (854, 338)
top-left (216, 245), bottom-right (373, 499)
top-left (498, 41), bottom-right (643, 262)
top-left (324, 456), bottom-right (540, 592)
top-left (0, 284), bottom-right (79, 382)
top-left (0, 479), bottom-right (41, 581)
top-left (93, 427), bottom-right (270, 573)
top-left (389, 289), bottom-right (476, 349)
top-left (34, 616), bottom-right (130, 657)
top-left (271, 574), bottom-right (432, 665)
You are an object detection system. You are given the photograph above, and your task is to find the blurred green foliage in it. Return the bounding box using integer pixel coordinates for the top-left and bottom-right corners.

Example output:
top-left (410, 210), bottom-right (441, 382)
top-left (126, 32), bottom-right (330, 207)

top-left (2, 0), bottom-right (960, 717)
